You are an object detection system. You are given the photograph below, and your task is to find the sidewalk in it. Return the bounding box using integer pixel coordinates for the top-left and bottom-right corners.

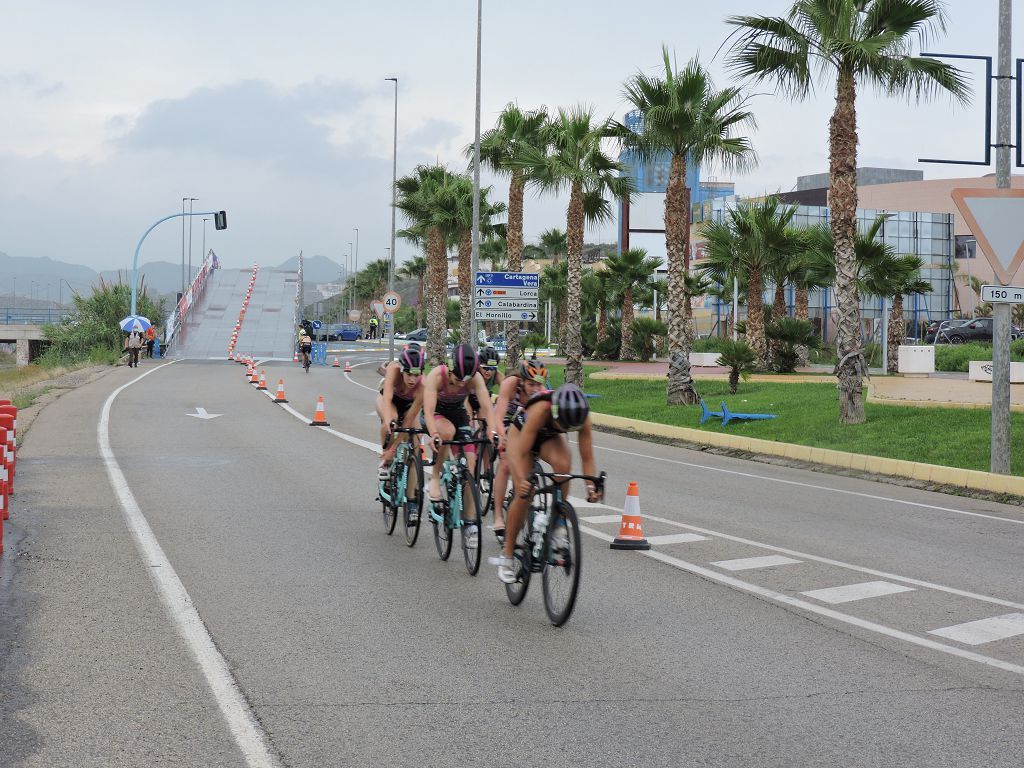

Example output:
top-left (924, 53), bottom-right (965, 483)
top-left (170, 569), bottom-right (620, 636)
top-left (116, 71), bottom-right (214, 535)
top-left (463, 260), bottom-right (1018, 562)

top-left (590, 361), bottom-right (1024, 410)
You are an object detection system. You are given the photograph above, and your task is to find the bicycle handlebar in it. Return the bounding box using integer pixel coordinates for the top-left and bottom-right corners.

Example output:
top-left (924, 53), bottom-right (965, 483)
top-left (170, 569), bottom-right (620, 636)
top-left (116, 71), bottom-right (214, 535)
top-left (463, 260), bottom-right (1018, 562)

top-left (531, 470), bottom-right (606, 495)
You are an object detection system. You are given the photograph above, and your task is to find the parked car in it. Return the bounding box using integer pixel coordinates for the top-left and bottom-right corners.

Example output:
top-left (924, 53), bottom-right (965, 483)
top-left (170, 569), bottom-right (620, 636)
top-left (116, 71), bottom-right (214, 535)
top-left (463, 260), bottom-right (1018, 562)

top-left (403, 327), bottom-right (428, 342)
top-left (923, 319), bottom-right (969, 344)
top-left (928, 317), bottom-right (1023, 344)
top-left (317, 323), bottom-right (361, 341)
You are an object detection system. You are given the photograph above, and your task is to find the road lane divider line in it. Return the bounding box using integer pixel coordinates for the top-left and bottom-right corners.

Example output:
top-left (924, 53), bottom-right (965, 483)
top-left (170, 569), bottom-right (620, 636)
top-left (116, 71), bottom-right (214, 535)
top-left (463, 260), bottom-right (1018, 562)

top-left (100, 361), bottom-right (282, 768)
top-left (343, 358), bottom-right (388, 393)
top-left (571, 496), bottom-right (1024, 611)
top-left (262, 390), bottom-right (381, 453)
top-left (579, 440), bottom-right (1024, 527)
top-left (577, 523), bottom-right (1024, 678)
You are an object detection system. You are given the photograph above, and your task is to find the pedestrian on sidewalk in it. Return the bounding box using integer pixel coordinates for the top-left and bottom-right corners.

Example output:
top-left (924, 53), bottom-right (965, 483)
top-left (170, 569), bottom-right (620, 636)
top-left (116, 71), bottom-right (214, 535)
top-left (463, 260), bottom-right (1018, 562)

top-left (145, 326), bottom-right (156, 358)
top-left (126, 329), bottom-right (143, 367)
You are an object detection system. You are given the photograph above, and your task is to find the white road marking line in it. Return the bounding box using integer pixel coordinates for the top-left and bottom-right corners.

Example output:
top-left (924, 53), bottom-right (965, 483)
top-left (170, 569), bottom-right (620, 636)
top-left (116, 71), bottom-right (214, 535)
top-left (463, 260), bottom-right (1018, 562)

top-left (578, 524), bottom-right (1024, 677)
top-left (258, 389), bottom-right (381, 453)
top-left (801, 581), bottom-right (915, 605)
top-left (582, 440), bottom-right (1024, 527)
top-left (647, 532), bottom-right (708, 545)
top-left (565, 496), bottom-right (1024, 612)
top-left (929, 613), bottom-right (1024, 645)
top-left (711, 555), bottom-right (803, 571)
top-left (101, 362), bottom-right (281, 768)
top-left (579, 514), bottom-right (623, 523)
top-left (343, 358), bottom-right (388, 393)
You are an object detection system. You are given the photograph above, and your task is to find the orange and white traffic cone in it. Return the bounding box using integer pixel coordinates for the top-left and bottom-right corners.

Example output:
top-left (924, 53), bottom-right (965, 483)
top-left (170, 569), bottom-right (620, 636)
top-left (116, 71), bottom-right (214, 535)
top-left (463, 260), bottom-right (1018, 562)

top-left (309, 396), bottom-right (330, 426)
top-left (610, 481), bottom-right (650, 550)
top-left (332, 356), bottom-right (340, 368)
top-left (293, 351), bottom-right (299, 364)
top-left (245, 361), bottom-right (253, 378)
top-left (249, 366), bottom-right (260, 385)
top-left (256, 370), bottom-right (268, 390)
top-left (273, 379), bottom-right (288, 403)
top-left (343, 359), bottom-right (352, 373)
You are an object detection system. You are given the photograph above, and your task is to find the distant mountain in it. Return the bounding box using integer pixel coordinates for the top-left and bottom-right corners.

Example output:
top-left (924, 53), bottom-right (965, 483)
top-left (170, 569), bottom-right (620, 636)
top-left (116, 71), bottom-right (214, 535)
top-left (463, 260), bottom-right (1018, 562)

top-left (100, 260), bottom-right (192, 297)
top-left (278, 254), bottom-right (346, 284)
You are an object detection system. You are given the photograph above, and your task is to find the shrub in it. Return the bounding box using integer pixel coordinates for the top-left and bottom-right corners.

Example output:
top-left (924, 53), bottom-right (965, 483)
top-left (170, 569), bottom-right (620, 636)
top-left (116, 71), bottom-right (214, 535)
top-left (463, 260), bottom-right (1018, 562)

top-left (765, 317), bottom-right (820, 373)
top-left (934, 343), bottom-right (993, 372)
top-left (715, 339), bottom-right (756, 394)
top-left (692, 336), bottom-right (730, 353)
top-left (630, 317), bottom-right (667, 362)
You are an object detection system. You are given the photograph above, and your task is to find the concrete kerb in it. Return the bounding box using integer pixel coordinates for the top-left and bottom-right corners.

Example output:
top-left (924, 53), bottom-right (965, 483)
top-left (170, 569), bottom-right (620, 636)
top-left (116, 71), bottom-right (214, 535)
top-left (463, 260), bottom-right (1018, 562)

top-left (588, 411), bottom-right (1024, 499)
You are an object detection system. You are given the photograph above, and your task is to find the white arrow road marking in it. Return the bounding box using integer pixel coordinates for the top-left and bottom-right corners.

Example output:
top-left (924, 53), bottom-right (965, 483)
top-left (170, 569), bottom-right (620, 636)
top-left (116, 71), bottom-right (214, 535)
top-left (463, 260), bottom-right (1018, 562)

top-left (187, 407), bottom-right (222, 420)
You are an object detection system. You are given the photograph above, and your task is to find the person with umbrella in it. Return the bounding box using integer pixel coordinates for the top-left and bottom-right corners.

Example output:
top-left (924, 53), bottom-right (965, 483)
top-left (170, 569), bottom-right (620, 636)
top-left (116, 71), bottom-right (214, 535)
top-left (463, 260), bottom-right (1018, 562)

top-left (120, 315), bottom-right (152, 368)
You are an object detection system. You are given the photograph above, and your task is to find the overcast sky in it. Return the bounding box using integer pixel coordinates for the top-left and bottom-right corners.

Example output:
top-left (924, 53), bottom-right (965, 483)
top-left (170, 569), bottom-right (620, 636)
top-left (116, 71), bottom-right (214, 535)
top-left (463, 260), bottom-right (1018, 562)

top-left (0, 1), bottom-right (1004, 274)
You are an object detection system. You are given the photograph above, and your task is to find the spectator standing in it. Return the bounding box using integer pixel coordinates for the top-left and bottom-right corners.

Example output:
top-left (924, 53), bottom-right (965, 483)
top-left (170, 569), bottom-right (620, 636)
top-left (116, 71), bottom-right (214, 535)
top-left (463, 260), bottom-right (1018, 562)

top-left (127, 329), bottom-right (143, 367)
top-left (369, 316), bottom-right (379, 340)
top-left (145, 326), bottom-right (156, 358)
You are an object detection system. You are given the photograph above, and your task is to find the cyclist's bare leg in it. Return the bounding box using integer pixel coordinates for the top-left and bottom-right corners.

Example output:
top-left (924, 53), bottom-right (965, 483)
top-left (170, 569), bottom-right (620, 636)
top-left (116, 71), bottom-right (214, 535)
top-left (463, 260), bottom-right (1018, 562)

top-left (375, 395), bottom-right (400, 462)
top-left (493, 450), bottom-right (510, 529)
top-left (502, 433), bottom-right (570, 560)
top-left (429, 416), bottom-right (455, 500)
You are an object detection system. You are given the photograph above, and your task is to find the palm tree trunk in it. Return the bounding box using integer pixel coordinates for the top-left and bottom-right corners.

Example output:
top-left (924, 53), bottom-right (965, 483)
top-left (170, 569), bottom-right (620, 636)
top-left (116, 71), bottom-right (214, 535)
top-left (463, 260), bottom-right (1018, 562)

top-left (795, 286), bottom-right (810, 367)
top-left (558, 297), bottom-right (568, 353)
top-left (773, 281), bottom-right (786, 320)
top-left (620, 287), bottom-right (635, 360)
top-left (665, 154), bottom-right (699, 405)
top-left (457, 230), bottom-right (472, 342)
top-left (597, 302), bottom-right (608, 344)
top-left (831, 69), bottom-right (864, 423)
top-left (417, 277), bottom-right (425, 328)
top-left (564, 184), bottom-right (585, 386)
top-left (747, 267), bottom-right (769, 368)
top-left (425, 228), bottom-right (447, 365)
top-left (887, 294), bottom-right (904, 374)
top-left (505, 171), bottom-right (524, 370)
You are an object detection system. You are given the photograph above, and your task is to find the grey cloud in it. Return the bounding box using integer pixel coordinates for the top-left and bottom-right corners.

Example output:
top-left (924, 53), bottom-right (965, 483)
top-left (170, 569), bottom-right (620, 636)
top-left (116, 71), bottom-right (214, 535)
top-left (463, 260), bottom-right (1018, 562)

top-left (0, 71), bottom-right (64, 97)
top-left (404, 118), bottom-right (464, 153)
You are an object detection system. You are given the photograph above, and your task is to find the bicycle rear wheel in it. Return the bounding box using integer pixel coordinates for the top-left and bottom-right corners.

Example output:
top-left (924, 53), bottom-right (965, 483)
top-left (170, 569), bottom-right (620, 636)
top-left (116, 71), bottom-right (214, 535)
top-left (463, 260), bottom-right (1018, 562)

top-left (504, 523), bottom-right (532, 606)
top-left (459, 477), bottom-right (482, 576)
top-left (381, 475), bottom-right (398, 536)
top-left (432, 503), bottom-right (453, 561)
top-left (475, 441), bottom-right (496, 517)
top-left (403, 448), bottom-right (423, 547)
top-left (542, 501), bottom-right (581, 627)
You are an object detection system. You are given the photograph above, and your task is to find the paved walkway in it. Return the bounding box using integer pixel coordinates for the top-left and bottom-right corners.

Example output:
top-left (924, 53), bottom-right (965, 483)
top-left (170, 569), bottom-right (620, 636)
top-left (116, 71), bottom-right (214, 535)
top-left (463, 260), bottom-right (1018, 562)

top-left (591, 360), bottom-right (1024, 410)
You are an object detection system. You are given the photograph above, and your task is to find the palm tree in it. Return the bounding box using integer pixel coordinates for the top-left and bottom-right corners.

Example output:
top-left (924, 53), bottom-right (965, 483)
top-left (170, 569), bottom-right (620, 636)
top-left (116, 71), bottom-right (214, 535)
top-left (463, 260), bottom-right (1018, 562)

top-left (615, 49), bottom-right (756, 405)
top-left (885, 256), bottom-right (932, 373)
top-left (540, 260), bottom-right (568, 352)
top-left (395, 164), bottom-right (463, 364)
top-left (476, 104), bottom-right (549, 368)
top-left (539, 228), bottom-right (568, 262)
top-left (727, 0), bottom-right (969, 423)
top-left (605, 248), bottom-right (661, 360)
top-left (516, 107), bottom-right (634, 386)
top-left (699, 198), bottom-right (798, 368)
top-left (715, 339), bottom-right (756, 394)
top-left (397, 255), bottom-right (427, 327)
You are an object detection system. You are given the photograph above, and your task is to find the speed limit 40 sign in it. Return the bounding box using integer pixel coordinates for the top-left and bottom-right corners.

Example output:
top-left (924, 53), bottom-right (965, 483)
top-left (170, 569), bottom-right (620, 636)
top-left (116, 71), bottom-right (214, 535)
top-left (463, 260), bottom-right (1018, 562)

top-left (382, 291), bottom-right (402, 313)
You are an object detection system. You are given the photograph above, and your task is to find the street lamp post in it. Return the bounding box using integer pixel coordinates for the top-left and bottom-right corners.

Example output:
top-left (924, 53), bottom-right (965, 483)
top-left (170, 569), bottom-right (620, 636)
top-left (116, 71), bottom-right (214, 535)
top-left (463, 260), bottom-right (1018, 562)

top-left (349, 242), bottom-right (355, 317)
top-left (469, 0), bottom-right (483, 346)
top-left (202, 217), bottom-right (210, 266)
top-left (386, 76), bottom-right (399, 361)
top-left (187, 197), bottom-right (198, 288)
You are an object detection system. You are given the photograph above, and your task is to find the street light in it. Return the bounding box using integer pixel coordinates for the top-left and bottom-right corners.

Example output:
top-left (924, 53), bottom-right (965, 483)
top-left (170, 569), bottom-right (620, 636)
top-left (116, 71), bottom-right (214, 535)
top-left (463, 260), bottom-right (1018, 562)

top-left (181, 197), bottom-right (188, 296)
top-left (386, 76), bottom-right (399, 361)
top-left (348, 242), bottom-right (354, 317)
top-left (469, 0), bottom-right (483, 345)
top-left (187, 197), bottom-right (198, 288)
top-left (202, 217), bottom-right (210, 266)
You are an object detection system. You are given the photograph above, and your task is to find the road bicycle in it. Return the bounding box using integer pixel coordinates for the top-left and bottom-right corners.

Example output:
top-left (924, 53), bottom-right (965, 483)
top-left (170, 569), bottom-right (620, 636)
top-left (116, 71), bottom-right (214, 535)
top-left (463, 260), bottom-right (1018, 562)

top-left (378, 425), bottom-right (425, 546)
top-left (428, 435), bottom-right (493, 576)
top-left (504, 465), bottom-right (605, 626)
top-left (302, 348), bottom-right (311, 372)
top-left (472, 417), bottom-right (498, 518)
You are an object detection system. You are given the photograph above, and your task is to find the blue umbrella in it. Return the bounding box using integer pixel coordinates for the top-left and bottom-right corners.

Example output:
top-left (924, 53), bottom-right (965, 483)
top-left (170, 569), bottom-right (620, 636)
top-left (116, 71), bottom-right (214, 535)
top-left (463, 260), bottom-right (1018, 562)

top-left (120, 315), bottom-right (152, 332)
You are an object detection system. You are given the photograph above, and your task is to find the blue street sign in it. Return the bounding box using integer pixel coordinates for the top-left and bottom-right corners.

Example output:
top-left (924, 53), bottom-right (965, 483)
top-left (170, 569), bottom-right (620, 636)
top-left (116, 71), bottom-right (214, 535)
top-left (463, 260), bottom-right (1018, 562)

top-left (475, 271), bottom-right (540, 288)
top-left (312, 320), bottom-right (322, 329)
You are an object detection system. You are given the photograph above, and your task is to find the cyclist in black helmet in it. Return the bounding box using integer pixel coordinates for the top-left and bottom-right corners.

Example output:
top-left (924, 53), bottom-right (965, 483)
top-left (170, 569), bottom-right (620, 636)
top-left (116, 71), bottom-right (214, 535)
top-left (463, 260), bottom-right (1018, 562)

top-left (497, 383), bottom-right (602, 584)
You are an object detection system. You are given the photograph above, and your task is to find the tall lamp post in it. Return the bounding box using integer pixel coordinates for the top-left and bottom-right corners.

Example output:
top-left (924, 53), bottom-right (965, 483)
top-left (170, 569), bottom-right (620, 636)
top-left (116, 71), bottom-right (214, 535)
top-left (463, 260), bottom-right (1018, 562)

top-left (469, 0), bottom-right (483, 345)
top-left (386, 76), bottom-right (399, 361)
top-left (202, 217), bottom-right (210, 265)
top-left (348, 242), bottom-right (355, 317)
top-left (187, 197), bottom-right (198, 288)
top-left (181, 197), bottom-right (187, 296)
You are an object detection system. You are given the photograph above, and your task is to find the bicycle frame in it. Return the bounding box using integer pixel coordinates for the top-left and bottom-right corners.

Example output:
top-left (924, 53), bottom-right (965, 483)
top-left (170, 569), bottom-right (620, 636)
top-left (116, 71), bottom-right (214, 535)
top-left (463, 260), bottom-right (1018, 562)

top-left (379, 426), bottom-right (423, 506)
top-left (522, 467), bottom-right (606, 573)
top-left (429, 436), bottom-right (493, 528)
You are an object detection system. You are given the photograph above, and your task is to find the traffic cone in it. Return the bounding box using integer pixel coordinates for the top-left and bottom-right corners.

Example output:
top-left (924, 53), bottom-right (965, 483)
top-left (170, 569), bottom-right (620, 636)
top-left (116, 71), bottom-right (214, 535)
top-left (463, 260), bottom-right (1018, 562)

top-left (332, 356), bottom-right (340, 368)
top-left (273, 379), bottom-right (288, 403)
top-left (610, 482), bottom-right (650, 550)
top-left (293, 351), bottom-right (299, 363)
top-left (344, 359), bottom-right (352, 372)
top-left (309, 396), bottom-right (330, 426)
top-left (249, 367), bottom-right (260, 385)
top-left (256, 370), bottom-right (267, 390)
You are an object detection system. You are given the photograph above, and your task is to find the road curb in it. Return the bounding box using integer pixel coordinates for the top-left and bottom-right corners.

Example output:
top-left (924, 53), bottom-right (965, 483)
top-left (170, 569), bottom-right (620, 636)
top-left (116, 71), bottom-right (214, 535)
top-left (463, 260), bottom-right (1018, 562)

top-left (588, 411), bottom-right (1024, 498)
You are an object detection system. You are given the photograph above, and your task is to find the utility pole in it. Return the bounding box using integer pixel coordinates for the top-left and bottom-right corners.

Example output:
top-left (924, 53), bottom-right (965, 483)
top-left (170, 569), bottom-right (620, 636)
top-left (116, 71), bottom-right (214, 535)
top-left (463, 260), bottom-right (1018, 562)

top-left (386, 77), bottom-right (399, 362)
top-left (991, 0), bottom-right (1012, 473)
top-left (469, 0), bottom-right (483, 346)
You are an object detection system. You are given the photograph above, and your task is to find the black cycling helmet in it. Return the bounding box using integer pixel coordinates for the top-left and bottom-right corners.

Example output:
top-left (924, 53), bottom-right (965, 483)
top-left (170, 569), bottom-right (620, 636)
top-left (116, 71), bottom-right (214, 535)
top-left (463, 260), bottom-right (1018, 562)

top-left (450, 344), bottom-right (479, 381)
top-left (481, 346), bottom-right (500, 369)
top-left (399, 346), bottom-right (423, 374)
top-left (551, 383), bottom-right (589, 432)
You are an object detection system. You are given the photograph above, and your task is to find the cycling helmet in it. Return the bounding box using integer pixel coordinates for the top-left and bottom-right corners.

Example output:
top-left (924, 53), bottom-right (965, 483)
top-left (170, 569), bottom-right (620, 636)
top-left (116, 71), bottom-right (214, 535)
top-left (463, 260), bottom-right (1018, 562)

top-left (450, 344), bottom-right (479, 381)
top-left (399, 346), bottom-right (423, 374)
top-left (551, 383), bottom-right (589, 432)
top-left (518, 358), bottom-right (548, 385)
top-left (481, 346), bottom-right (500, 369)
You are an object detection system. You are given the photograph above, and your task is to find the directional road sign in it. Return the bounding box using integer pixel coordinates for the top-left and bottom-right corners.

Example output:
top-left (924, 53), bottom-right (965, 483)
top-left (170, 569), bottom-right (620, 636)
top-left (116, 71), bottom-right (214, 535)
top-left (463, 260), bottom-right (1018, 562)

top-left (981, 284), bottom-right (1024, 304)
top-left (951, 188), bottom-right (1024, 285)
top-left (475, 271), bottom-right (538, 322)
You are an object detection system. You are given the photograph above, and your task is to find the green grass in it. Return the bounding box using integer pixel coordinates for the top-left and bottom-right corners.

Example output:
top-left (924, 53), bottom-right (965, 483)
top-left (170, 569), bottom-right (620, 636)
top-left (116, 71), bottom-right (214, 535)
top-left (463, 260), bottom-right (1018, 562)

top-left (544, 365), bottom-right (1024, 474)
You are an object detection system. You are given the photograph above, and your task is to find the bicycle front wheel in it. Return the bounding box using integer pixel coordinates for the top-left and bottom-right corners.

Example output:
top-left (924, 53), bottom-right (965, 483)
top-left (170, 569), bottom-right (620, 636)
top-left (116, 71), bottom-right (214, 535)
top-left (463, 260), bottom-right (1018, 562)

top-left (381, 476), bottom-right (398, 536)
top-left (403, 448), bottom-right (423, 547)
top-left (504, 522), bottom-right (532, 606)
top-left (459, 477), bottom-right (482, 576)
top-left (475, 441), bottom-right (496, 517)
top-left (542, 501), bottom-right (582, 627)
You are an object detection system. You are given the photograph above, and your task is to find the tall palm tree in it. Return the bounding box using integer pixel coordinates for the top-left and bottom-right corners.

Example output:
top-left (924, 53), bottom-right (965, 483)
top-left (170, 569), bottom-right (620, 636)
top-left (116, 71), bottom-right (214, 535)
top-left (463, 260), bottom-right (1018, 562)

top-left (395, 164), bottom-right (463, 364)
top-left (884, 256), bottom-right (932, 373)
top-left (699, 198), bottom-right (799, 368)
top-left (397, 255), bottom-right (427, 327)
top-left (540, 260), bottom-right (568, 352)
top-left (476, 104), bottom-right (549, 368)
top-left (727, 0), bottom-right (968, 423)
top-left (605, 248), bottom-right (660, 360)
top-left (516, 107), bottom-right (634, 386)
top-left (615, 49), bottom-right (756, 405)
top-left (539, 228), bottom-right (568, 262)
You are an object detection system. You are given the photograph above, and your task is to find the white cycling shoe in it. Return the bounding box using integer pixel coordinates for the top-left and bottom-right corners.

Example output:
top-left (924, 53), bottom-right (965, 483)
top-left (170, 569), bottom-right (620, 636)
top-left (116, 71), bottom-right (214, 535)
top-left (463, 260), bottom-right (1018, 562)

top-left (497, 556), bottom-right (518, 584)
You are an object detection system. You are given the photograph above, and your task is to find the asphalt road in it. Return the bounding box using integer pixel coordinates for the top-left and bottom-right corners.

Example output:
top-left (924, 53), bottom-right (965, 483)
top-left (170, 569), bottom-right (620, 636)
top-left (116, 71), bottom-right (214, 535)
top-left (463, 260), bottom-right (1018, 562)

top-left (2, 353), bottom-right (1023, 767)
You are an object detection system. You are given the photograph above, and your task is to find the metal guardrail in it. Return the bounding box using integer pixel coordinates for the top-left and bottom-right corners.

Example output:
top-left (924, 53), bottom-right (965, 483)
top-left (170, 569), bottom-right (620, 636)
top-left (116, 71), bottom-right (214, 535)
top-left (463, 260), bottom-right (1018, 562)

top-left (0, 308), bottom-right (74, 324)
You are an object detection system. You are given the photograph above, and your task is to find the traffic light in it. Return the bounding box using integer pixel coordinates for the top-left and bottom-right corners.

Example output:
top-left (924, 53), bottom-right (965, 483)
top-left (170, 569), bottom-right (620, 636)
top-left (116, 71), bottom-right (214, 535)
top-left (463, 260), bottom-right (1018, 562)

top-left (214, 210), bottom-right (227, 230)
